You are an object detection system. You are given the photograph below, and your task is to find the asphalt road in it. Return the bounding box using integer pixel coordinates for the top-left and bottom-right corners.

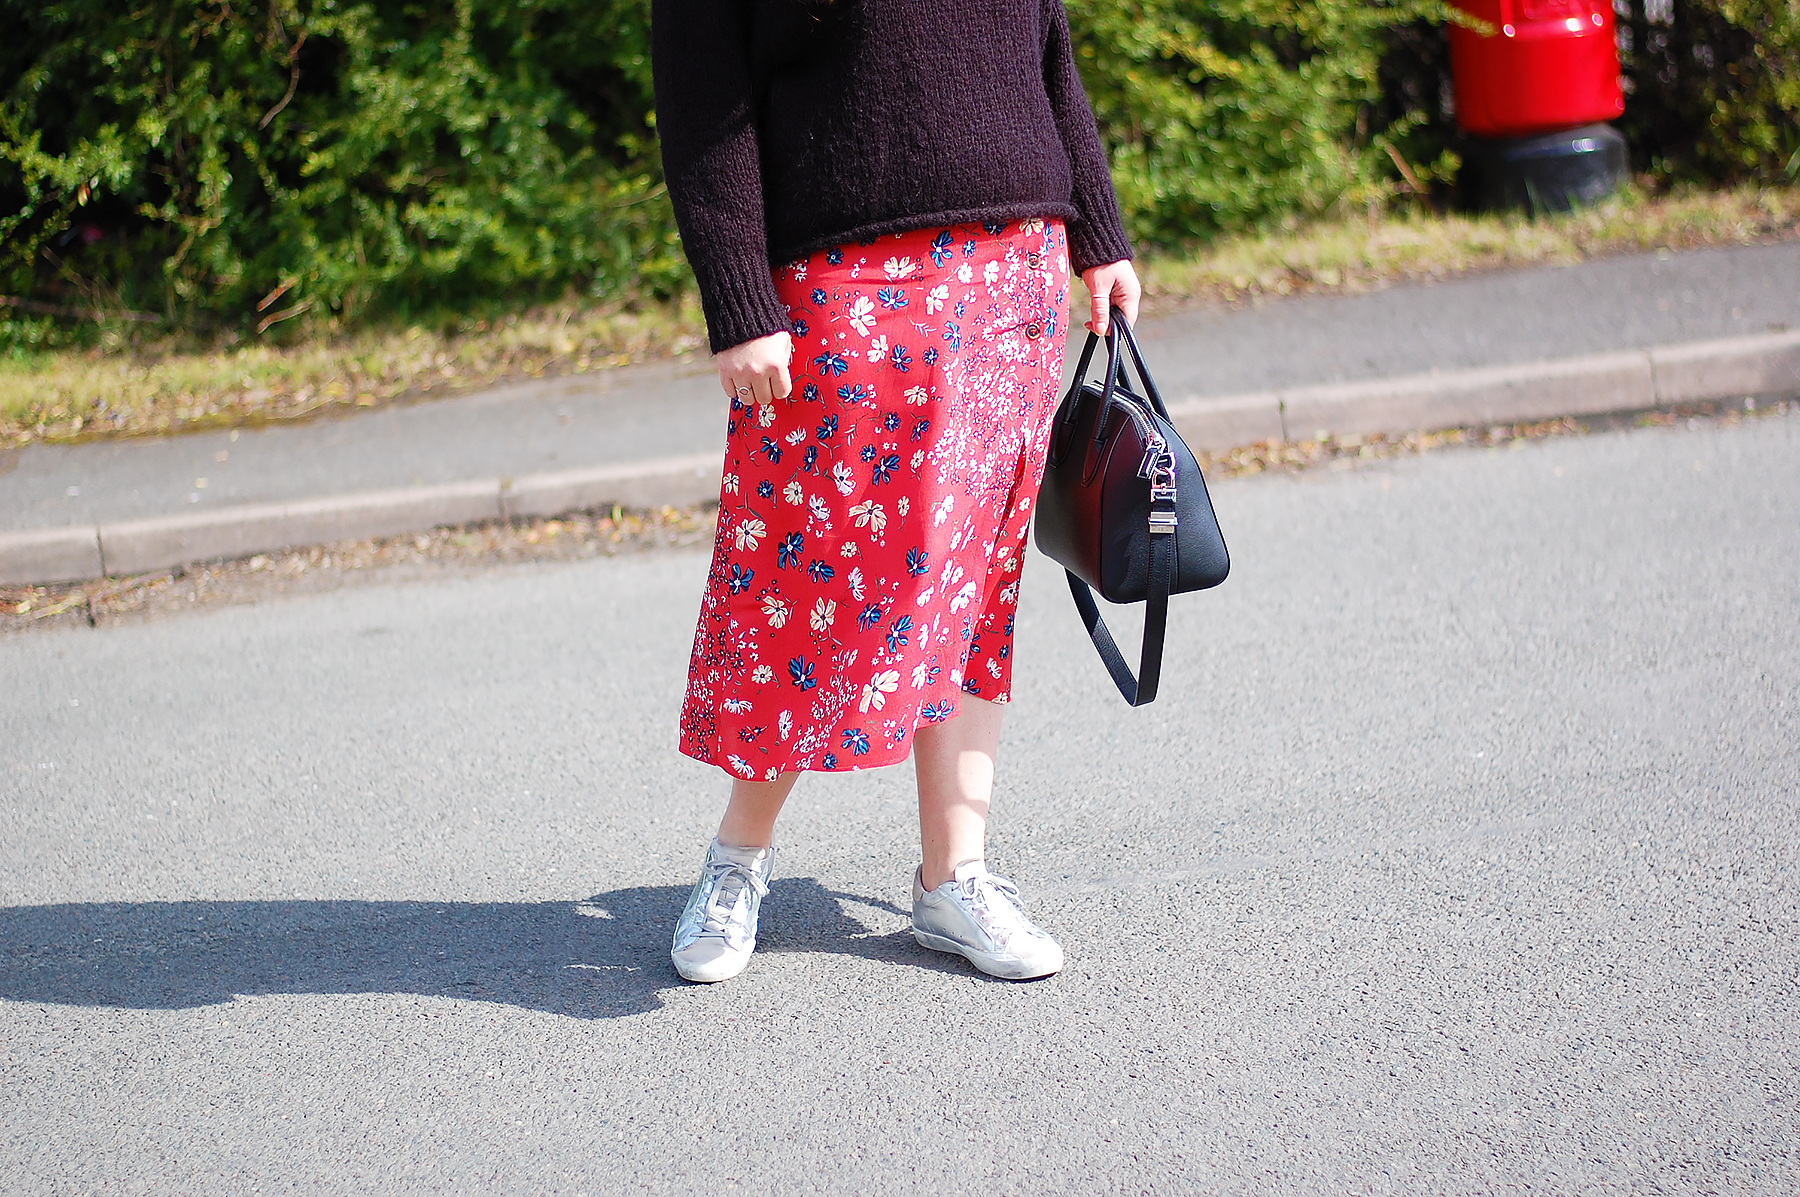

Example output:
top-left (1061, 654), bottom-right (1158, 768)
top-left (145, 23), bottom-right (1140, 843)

top-left (3, 410), bottom-right (1797, 1194)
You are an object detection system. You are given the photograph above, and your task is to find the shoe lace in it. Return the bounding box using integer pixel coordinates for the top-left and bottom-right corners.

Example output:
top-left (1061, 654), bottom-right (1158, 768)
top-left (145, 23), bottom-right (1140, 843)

top-left (959, 872), bottom-right (1036, 946)
top-left (696, 860), bottom-right (769, 941)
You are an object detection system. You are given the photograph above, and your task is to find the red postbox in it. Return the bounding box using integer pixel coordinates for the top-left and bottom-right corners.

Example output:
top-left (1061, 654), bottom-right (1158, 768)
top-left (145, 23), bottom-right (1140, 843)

top-left (1448, 0), bottom-right (1628, 211)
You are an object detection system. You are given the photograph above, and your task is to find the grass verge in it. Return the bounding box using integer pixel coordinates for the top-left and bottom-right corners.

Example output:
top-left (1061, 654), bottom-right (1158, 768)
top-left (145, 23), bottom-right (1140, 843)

top-left (4, 182), bottom-right (1796, 449)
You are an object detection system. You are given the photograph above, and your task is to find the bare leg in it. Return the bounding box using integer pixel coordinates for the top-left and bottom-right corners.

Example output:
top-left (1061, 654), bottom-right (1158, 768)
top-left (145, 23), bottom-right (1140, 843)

top-left (913, 695), bottom-right (1005, 890)
top-left (716, 774), bottom-right (798, 848)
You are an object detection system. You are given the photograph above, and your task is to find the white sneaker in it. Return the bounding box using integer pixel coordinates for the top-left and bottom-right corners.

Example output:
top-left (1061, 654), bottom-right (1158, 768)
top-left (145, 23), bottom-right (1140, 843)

top-left (670, 839), bottom-right (773, 983)
top-left (912, 859), bottom-right (1063, 980)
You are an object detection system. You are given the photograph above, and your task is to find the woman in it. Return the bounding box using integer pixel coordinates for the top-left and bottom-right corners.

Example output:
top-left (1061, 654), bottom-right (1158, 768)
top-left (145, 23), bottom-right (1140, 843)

top-left (652, 0), bottom-right (1140, 983)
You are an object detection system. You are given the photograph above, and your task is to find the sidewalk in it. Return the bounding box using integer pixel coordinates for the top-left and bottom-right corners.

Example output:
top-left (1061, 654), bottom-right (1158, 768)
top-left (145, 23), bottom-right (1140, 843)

top-left (4, 240), bottom-right (1798, 585)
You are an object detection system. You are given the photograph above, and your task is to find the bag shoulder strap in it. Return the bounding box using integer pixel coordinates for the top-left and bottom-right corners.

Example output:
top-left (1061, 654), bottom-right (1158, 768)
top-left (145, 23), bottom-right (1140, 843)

top-left (1063, 526), bottom-right (1174, 707)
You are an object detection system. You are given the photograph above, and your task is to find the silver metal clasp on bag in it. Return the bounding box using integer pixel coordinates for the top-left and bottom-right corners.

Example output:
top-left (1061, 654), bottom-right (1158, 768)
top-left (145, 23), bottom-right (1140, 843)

top-left (1139, 434), bottom-right (1179, 534)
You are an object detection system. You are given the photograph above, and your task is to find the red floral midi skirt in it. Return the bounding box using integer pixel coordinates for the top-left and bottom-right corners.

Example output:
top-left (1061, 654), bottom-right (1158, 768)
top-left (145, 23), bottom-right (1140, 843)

top-left (680, 218), bottom-right (1073, 778)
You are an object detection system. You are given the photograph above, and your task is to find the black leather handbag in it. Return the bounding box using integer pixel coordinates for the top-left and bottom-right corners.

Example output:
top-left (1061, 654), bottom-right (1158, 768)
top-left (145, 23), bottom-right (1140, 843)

top-left (1034, 311), bottom-right (1230, 705)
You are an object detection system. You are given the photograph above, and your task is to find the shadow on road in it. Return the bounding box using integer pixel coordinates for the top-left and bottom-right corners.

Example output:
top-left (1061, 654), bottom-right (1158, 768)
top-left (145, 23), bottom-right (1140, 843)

top-left (0, 879), bottom-right (958, 1020)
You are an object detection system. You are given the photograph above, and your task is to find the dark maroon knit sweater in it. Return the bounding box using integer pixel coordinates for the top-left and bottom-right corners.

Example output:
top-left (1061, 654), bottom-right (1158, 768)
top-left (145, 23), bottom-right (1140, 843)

top-left (651, 0), bottom-right (1135, 352)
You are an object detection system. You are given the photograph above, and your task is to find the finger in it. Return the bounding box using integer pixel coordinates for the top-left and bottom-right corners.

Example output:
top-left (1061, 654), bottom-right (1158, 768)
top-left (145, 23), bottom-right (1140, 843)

top-left (1090, 284), bottom-right (1109, 337)
top-left (1116, 279), bottom-right (1140, 330)
top-left (750, 371), bottom-right (776, 407)
top-left (772, 360), bottom-right (793, 401)
top-left (719, 367), bottom-right (740, 400)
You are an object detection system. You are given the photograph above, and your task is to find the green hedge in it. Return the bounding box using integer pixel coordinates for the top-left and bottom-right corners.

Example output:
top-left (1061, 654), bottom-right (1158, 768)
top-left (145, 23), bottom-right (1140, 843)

top-left (2, 0), bottom-right (1794, 339)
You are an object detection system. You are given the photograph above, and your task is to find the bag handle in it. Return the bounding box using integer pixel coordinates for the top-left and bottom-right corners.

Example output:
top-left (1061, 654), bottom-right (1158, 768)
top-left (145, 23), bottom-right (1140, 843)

top-left (1063, 525), bottom-right (1173, 707)
top-left (1061, 306), bottom-right (1177, 706)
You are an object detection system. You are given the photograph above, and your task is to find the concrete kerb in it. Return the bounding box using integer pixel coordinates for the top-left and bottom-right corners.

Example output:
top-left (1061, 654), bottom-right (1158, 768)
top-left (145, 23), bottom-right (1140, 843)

top-left (3, 330), bottom-right (1796, 588)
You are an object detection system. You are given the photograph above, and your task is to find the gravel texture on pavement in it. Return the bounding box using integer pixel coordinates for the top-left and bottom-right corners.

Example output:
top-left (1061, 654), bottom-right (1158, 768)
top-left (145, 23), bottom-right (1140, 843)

top-left (2, 409), bottom-right (1796, 1194)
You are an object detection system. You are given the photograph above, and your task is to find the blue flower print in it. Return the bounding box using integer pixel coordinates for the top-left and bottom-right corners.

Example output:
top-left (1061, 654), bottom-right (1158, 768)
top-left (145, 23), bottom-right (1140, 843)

top-left (738, 725), bottom-right (763, 743)
top-left (963, 239), bottom-right (977, 256)
top-left (911, 418), bottom-right (930, 441)
top-left (857, 603), bottom-right (883, 632)
top-left (792, 318), bottom-right (809, 339)
top-left (871, 453), bottom-right (900, 484)
top-left (890, 726), bottom-right (908, 745)
top-left (920, 662), bottom-right (942, 687)
top-left (943, 322), bottom-right (961, 352)
top-left (825, 248), bottom-right (843, 265)
top-left (816, 413), bottom-right (837, 441)
top-left (953, 300), bottom-right (966, 319)
top-left (802, 444), bottom-right (819, 472)
top-left (921, 700), bottom-right (954, 722)
top-left (807, 559), bottom-right (835, 583)
top-left (1003, 613), bottom-right (1015, 636)
top-left (841, 727), bottom-right (871, 756)
top-left (889, 344), bottom-right (912, 372)
top-left (789, 656), bottom-right (817, 690)
top-left (905, 547), bottom-right (929, 577)
top-left (963, 677), bottom-right (983, 696)
top-left (760, 436), bottom-right (783, 464)
top-left (803, 381), bottom-right (821, 403)
top-left (883, 412), bottom-right (901, 432)
top-left (877, 287), bottom-right (908, 310)
top-left (756, 479), bottom-right (774, 499)
top-left (838, 383), bottom-right (872, 405)
top-left (929, 231), bottom-right (955, 266)
top-left (822, 752), bottom-right (838, 770)
top-left (922, 347), bottom-right (938, 366)
top-left (778, 532), bottom-right (805, 569)
top-left (814, 351), bottom-right (849, 377)
top-left (886, 615), bottom-right (913, 653)
top-left (998, 644), bottom-right (1010, 659)
top-left (859, 444), bottom-right (877, 463)
top-left (811, 287), bottom-right (828, 306)
top-left (727, 564), bottom-right (754, 595)
top-left (982, 220), bottom-right (1006, 235)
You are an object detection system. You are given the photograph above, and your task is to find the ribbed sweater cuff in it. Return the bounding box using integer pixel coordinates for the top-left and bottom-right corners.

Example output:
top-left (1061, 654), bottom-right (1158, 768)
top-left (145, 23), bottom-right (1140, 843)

top-left (698, 254), bottom-right (792, 354)
top-left (1068, 214), bottom-right (1135, 275)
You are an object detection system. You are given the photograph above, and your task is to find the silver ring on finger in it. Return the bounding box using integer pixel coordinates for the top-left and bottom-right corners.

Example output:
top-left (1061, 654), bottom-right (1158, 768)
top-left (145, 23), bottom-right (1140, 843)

top-left (735, 385), bottom-right (752, 399)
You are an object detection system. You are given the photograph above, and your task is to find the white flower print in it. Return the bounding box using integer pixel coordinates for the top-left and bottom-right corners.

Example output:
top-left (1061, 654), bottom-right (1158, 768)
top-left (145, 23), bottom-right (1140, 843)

top-left (728, 756), bottom-right (756, 778)
top-left (884, 256), bottom-right (918, 280)
top-left (983, 260), bottom-right (1000, 284)
top-left (949, 581), bottom-right (979, 612)
top-left (762, 594), bottom-right (791, 628)
top-left (915, 586), bottom-right (934, 606)
top-left (832, 462), bottom-right (857, 495)
top-left (847, 294), bottom-right (877, 336)
top-left (956, 263), bottom-right (973, 284)
top-left (848, 566), bottom-right (865, 600)
top-left (866, 334), bottom-right (889, 364)
top-left (784, 481), bottom-right (804, 506)
top-left (911, 660), bottom-right (935, 688)
top-left (849, 500), bottom-right (887, 536)
top-left (810, 598), bottom-right (836, 633)
top-left (839, 541), bottom-right (858, 557)
top-left (905, 384), bottom-right (931, 405)
top-left (757, 401), bottom-right (776, 427)
top-left (734, 517), bottom-right (765, 551)
top-left (785, 428), bottom-right (806, 445)
top-left (859, 669), bottom-right (900, 713)
top-left (1000, 580), bottom-right (1021, 604)
top-left (932, 495), bottom-right (955, 526)
top-left (808, 494), bottom-right (832, 525)
top-left (752, 664), bottom-right (774, 685)
top-left (791, 261), bottom-right (809, 280)
top-left (722, 698), bottom-right (752, 714)
top-left (987, 658), bottom-right (1003, 678)
top-left (778, 710), bottom-right (793, 740)
top-left (896, 496), bottom-right (910, 516)
top-left (724, 473), bottom-right (740, 495)
top-left (911, 449), bottom-right (925, 470)
top-left (925, 284), bottom-right (949, 314)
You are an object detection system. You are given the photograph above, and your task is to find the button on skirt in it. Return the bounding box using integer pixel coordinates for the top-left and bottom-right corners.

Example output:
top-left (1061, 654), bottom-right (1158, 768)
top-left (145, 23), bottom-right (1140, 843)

top-left (680, 218), bottom-right (1073, 778)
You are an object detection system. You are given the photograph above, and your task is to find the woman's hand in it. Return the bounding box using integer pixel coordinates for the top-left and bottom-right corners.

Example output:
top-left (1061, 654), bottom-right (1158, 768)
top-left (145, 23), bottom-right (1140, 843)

top-left (716, 330), bottom-right (794, 405)
top-left (1080, 259), bottom-right (1142, 337)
